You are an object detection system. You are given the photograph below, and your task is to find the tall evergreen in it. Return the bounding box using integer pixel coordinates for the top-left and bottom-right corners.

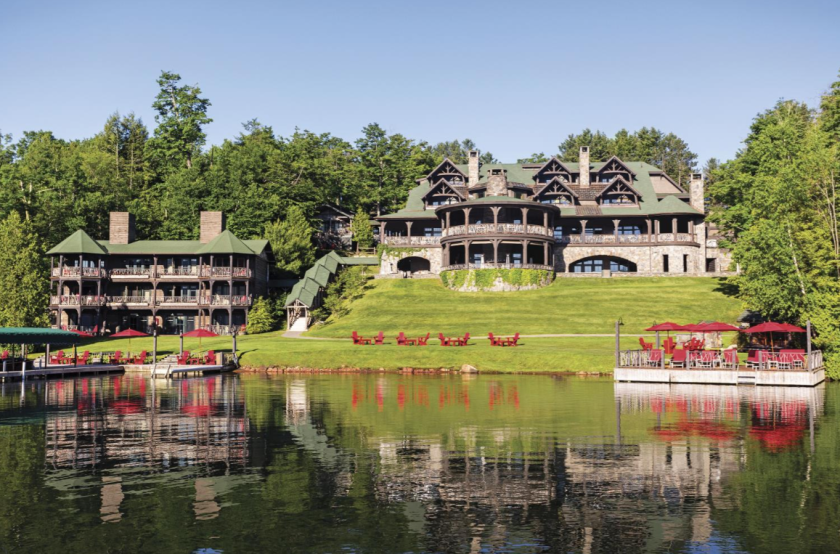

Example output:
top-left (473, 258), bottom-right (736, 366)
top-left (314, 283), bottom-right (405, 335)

top-left (0, 212), bottom-right (48, 327)
top-left (265, 205), bottom-right (315, 276)
top-left (350, 211), bottom-right (374, 253)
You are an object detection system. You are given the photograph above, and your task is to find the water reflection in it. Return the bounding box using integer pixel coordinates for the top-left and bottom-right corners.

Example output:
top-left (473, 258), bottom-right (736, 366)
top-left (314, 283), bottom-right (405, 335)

top-left (0, 374), bottom-right (834, 553)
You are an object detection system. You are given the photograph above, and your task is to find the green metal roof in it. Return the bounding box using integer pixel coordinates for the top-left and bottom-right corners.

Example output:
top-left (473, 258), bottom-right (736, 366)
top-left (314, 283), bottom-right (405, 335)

top-left (196, 230), bottom-right (257, 255)
top-left (383, 160), bottom-right (700, 221)
top-left (338, 257), bottom-right (379, 265)
top-left (46, 230), bottom-right (108, 256)
top-left (304, 264), bottom-right (332, 288)
top-left (284, 253), bottom-right (378, 309)
top-left (0, 327), bottom-right (80, 344)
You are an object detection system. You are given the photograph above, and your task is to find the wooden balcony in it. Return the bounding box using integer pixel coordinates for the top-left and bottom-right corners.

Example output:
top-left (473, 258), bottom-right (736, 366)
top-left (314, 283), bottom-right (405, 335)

top-left (51, 267), bottom-right (106, 278)
top-left (559, 233), bottom-right (697, 246)
top-left (106, 296), bottom-right (152, 307)
top-left (199, 295), bottom-right (253, 307)
top-left (157, 295), bottom-right (200, 305)
top-left (109, 268), bottom-right (154, 279)
top-left (50, 295), bottom-right (107, 307)
top-left (442, 224), bottom-right (553, 238)
top-left (200, 266), bottom-right (252, 278)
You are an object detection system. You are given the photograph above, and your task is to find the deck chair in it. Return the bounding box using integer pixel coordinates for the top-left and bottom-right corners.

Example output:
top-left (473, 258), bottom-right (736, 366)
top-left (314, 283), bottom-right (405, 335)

top-left (646, 349), bottom-right (663, 367)
top-left (417, 333), bottom-right (430, 346)
top-left (509, 333), bottom-right (520, 346)
top-left (133, 351), bottom-right (147, 364)
top-left (396, 332), bottom-right (408, 346)
top-left (176, 351), bottom-right (191, 365)
top-left (438, 333), bottom-right (450, 346)
top-left (721, 349), bottom-right (739, 370)
top-left (488, 333), bottom-right (501, 346)
top-left (352, 331), bottom-right (362, 345)
top-left (374, 332), bottom-right (384, 345)
top-left (670, 349), bottom-right (687, 368)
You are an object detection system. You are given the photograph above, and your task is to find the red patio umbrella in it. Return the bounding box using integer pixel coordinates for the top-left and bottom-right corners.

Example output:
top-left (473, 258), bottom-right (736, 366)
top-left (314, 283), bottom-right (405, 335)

top-left (110, 328), bottom-right (149, 350)
top-left (69, 329), bottom-right (94, 338)
top-left (645, 322), bottom-right (688, 348)
top-left (694, 322), bottom-right (740, 332)
top-left (183, 328), bottom-right (218, 348)
top-left (744, 322), bottom-right (805, 350)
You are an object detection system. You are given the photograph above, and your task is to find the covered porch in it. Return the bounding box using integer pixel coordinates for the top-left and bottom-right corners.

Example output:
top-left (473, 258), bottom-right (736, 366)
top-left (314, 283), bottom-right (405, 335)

top-left (442, 239), bottom-right (554, 271)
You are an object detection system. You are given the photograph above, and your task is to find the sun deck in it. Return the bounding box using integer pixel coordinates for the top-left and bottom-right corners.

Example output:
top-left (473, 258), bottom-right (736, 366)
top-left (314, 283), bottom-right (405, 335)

top-left (614, 366), bottom-right (825, 386)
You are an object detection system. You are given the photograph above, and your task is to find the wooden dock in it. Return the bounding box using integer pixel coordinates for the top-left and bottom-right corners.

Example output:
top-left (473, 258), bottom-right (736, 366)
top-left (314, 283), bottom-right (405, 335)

top-left (614, 366), bottom-right (825, 387)
top-left (145, 363), bottom-right (237, 378)
top-left (0, 364), bottom-right (124, 381)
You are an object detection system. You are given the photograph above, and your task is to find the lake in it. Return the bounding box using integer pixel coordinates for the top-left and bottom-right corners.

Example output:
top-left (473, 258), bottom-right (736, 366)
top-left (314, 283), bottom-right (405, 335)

top-left (0, 373), bottom-right (837, 553)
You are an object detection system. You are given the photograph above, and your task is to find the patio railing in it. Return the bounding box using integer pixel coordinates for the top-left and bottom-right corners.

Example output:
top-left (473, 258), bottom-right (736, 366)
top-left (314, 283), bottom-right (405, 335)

top-left (157, 295), bottom-right (199, 305)
top-left (50, 295), bottom-right (107, 306)
top-left (617, 349), bottom-right (825, 371)
top-left (381, 236), bottom-right (441, 246)
top-left (52, 267), bottom-right (106, 278)
top-left (200, 267), bottom-right (252, 278)
top-left (199, 295), bottom-right (253, 306)
top-left (442, 224), bottom-right (552, 238)
top-left (110, 268), bottom-right (154, 277)
top-left (441, 263), bottom-right (554, 272)
top-left (107, 296), bottom-right (152, 305)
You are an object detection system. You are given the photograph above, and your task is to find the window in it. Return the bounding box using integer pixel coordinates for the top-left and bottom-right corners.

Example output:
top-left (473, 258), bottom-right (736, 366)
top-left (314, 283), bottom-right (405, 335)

top-left (585, 227), bottom-right (604, 236)
top-left (663, 255), bottom-right (670, 273)
top-left (683, 254), bottom-right (689, 273)
top-left (429, 197), bottom-right (457, 206)
top-left (602, 195), bottom-right (635, 205)
top-left (571, 257), bottom-right (636, 273)
top-left (617, 225), bottom-right (641, 235)
top-left (554, 226), bottom-right (564, 239)
top-left (424, 227), bottom-right (442, 237)
top-left (706, 258), bottom-right (717, 272)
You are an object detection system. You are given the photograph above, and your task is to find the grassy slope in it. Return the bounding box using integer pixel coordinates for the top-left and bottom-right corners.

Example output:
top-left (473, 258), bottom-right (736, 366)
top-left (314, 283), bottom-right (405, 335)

top-left (308, 277), bottom-right (742, 337)
top-left (72, 277), bottom-right (742, 373)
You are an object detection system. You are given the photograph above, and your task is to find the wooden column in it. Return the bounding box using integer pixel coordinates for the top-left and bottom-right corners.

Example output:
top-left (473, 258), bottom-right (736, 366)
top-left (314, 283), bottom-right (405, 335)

top-left (463, 208), bottom-right (471, 228)
top-left (493, 240), bottom-right (499, 265)
top-left (465, 240), bottom-right (472, 267)
top-left (655, 220), bottom-right (660, 242)
top-left (445, 212), bottom-right (451, 233)
top-left (580, 220), bottom-right (588, 239)
top-left (543, 211), bottom-right (548, 233)
top-left (522, 240), bottom-right (529, 265)
top-left (521, 207), bottom-right (529, 227)
top-left (613, 219), bottom-right (621, 239)
top-left (646, 219), bottom-right (652, 243)
top-left (543, 241), bottom-right (548, 266)
top-left (229, 254), bottom-right (234, 330)
top-left (406, 221), bottom-right (413, 237)
top-left (491, 207), bottom-right (500, 228)
top-left (672, 217), bottom-right (678, 235)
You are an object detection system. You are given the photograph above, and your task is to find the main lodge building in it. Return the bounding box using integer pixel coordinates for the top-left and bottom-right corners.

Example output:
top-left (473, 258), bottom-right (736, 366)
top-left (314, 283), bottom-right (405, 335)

top-left (47, 212), bottom-right (270, 335)
top-left (377, 147), bottom-right (730, 277)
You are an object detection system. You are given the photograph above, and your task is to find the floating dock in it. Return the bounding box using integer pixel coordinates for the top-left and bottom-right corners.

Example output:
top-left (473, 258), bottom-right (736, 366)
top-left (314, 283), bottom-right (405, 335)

top-left (0, 364), bottom-right (124, 381)
top-left (614, 366), bottom-right (825, 387)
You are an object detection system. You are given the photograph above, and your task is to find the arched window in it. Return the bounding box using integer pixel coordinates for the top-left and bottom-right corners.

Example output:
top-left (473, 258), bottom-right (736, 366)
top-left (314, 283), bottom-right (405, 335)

top-left (571, 256), bottom-right (637, 273)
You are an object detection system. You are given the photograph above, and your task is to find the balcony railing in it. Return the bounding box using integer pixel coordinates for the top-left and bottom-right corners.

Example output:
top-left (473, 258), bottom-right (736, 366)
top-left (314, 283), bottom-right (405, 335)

top-left (559, 233), bottom-right (698, 245)
top-left (157, 295), bottom-right (199, 305)
top-left (199, 295), bottom-right (253, 306)
top-left (50, 295), bottom-right (107, 306)
top-left (158, 267), bottom-right (201, 277)
top-left (107, 296), bottom-right (152, 305)
top-left (51, 267), bottom-right (106, 278)
top-left (205, 324), bottom-right (247, 336)
top-left (382, 236), bottom-right (441, 246)
top-left (201, 266), bottom-right (252, 278)
top-left (442, 224), bottom-right (553, 238)
top-left (110, 268), bottom-right (154, 277)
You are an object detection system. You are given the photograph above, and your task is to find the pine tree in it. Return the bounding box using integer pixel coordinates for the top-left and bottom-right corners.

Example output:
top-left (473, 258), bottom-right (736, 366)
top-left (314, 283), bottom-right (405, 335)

top-left (350, 211), bottom-right (374, 252)
top-left (265, 205), bottom-right (315, 276)
top-left (246, 296), bottom-right (276, 334)
top-left (0, 212), bottom-right (49, 327)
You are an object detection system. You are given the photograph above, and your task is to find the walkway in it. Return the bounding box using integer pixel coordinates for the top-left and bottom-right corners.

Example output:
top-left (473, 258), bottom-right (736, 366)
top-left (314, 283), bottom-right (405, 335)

top-left (282, 332), bottom-right (638, 339)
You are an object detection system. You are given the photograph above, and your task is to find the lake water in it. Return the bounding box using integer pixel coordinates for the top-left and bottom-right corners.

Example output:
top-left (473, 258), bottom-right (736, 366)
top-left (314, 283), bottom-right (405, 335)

top-left (0, 373), bottom-right (837, 553)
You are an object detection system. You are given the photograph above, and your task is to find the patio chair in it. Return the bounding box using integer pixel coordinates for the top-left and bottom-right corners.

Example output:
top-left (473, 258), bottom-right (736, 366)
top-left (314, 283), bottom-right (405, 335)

top-left (639, 337), bottom-right (653, 351)
top-left (459, 333), bottom-right (470, 346)
top-left (509, 333), bottom-right (520, 346)
top-left (176, 351), bottom-right (191, 365)
top-left (721, 349), bottom-right (739, 370)
top-left (773, 353), bottom-right (794, 371)
top-left (438, 333), bottom-right (450, 346)
top-left (745, 350), bottom-right (769, 370)
top-left (663, 337), bottom-right (676, 355)
top-left (646, 349), bottom-right (663, 367)
top-left (417, 333), bottom-right (430, 346)
top-left (488, 333), bottom-right (501, 346)
top-left (670, 349), bottom-right (687, 368)
top-left (1, 350), bottom-right (8, 360)
top-left (133, 351), bottom-right (147, 365)
top-left (50, 350), bottom-right (65, 364)
top-left (696, 351), bottom-right (717, 369)
top-left (780, 349), bottom-right (805, 369)
top-left (203, 350), bottom-right (216, 365)
top-left (78, 351), bottom-right (90, 365)
top-left (374, 332), bottom-right (384, 346)
top-left (397, 332), bottom-right (408, 346)
top-left (352, 331), bottom-right (363, 345)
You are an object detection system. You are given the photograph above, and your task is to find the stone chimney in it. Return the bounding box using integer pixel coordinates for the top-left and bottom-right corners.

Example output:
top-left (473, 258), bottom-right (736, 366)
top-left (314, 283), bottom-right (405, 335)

top-left (109, 212), bottom-right (136, 244)
top-left (579, 146), bottom-right (590, 188)
top-left (486, 168), bottom-right (508, 196)
top-left (689, 173), bottom-right (705, 213)
top-left (468, 150), bottom-right (480, 186)
top-left (200, 211), bottom-right (226, 243)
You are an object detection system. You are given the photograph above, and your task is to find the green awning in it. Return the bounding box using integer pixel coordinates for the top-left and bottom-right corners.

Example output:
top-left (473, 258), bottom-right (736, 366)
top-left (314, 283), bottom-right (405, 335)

top-left (0, 327), bottom-right (81, 344)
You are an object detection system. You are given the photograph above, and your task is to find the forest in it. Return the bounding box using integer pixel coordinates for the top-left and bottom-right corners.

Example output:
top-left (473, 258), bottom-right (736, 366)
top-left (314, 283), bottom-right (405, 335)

top-left (2, 68), bottom-right (840, 378)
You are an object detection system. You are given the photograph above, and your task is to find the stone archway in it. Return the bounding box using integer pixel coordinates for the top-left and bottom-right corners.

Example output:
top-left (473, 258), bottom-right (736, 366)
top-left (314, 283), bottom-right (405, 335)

top-left (569, 256), bottom-right (637, 274)
top-left (397, 256), bottom-right (431, 273)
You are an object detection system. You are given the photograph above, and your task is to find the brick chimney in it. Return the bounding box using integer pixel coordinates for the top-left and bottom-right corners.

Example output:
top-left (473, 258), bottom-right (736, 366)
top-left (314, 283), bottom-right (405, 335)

top-left (109, 212), bottom-right (136, 244)
top-left (200, 211), bottom-right (226, 243)
top-left (579, 146), bottom-right (590, 188)
top-left (689, 173), bottom-right (705, 213)
top-left (468, 150), bottom-right (480, 186)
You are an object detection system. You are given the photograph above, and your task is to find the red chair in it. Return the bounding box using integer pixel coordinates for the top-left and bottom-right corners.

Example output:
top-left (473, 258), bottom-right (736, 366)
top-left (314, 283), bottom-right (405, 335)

top-left (50, 350), bottom-right (65, 364)
top-left (373, 332), bottom-right (384, 345)
top-left (203, 350), bottom-right (216, 365)
top-left (670, 349), bottom-right (687, 368)
top-left (1, 350), bottom-right (9, 360)
top-left (352, 331), bottom-right (364, 345)
top-left (176, 351), bottom-right (191, 365)
top-left (639, 337), bottom-right (653, 351)
top-left (396, 332), bottom-right (408, 346)
top-left (488, 333), bottom-right (501, 346)
top-left (646, 349), bottom-right (663, 367)
top-left (438, 333), bottom-right (450, 346)
top-left (721, 349), bottom-right (739, 369)
top-left (458, 333), bottom-right (470, 346)
top-left (508, 333), bottom-right (520, 347)
top-left (746, 350), bottom-right (770, 369)
top-left (78, 351), bottom-right (90, 365)
top-left (133, 351), bottom-right (147, 364)
top-left (417, 333), bottom-right (430, 346)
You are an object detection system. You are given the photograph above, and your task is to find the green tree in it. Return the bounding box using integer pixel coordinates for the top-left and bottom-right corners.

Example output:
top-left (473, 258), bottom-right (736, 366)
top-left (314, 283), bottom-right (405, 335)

top-left (247, 296), bottom-right (277, 334)
top-left (820, 70), bottom-right (840, 140)
top-left (350, 211), bottom-right (374, 252)
top-left (517, 152), bottom-right (549, 163)
top-left (558, 129), bottom-right (612, 161)
top-left (265, 205), bottom-right (315, 276)
top-left (147, 71), bottom-right (212, 172)
top-left (0, 212), bottom-right (48, 327)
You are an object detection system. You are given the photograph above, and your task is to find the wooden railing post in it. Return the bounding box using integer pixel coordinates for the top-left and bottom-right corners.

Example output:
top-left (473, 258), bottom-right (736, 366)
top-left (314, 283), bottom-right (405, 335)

top-left (614, 320), bottom-right (620, 367)
top-left (806, 319), bottom-right (812, 371)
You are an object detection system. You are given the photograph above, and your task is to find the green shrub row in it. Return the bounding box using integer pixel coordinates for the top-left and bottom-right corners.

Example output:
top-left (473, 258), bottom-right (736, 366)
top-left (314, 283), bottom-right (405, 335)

top-left (440, 269), bottom-right (554, 291)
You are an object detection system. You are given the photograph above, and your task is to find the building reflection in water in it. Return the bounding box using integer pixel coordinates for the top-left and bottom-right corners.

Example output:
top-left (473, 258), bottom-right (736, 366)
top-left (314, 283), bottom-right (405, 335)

top-left (32, 375), bottom-right (251, 523)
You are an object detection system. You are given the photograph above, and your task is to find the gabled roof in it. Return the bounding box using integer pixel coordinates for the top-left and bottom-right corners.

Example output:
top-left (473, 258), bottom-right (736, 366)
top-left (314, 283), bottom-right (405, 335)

top-left (197, 230), bottom-right (257, 255)
top-left (425, 158), bottom-right (467, 182)
top-left (533, 156), bottom-right (575, 180)
top-left (534, 177), bottom-right (579, 199)
top-left (597, 156), bottom-right (637, 176)
top-left (316, 203), bottom-right (354, 219)
top-left (595, 176), bottom-right (642, 199)
top-left (422, 178), bottom-right (467, 201)
top-left (47, 230), bottom-right (108, 256)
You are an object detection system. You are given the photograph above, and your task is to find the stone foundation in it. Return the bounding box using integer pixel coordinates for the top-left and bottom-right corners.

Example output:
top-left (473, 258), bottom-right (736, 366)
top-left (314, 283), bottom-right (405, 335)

top-left (379, 247), bottom-right (442, 276)
top-left (440, 268), bottom-right (554, 292)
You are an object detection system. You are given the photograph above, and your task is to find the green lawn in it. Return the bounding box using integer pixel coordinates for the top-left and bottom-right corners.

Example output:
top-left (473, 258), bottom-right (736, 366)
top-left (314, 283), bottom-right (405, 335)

top-left (67, 276), bottom-right (742, 373)
top-left (308, 277), bottom-right (742, 337)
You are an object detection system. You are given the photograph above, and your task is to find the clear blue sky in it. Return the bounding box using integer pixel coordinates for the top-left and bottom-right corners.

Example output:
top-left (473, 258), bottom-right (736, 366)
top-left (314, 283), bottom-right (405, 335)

top-left (2, 0), bottom-right (839, 166)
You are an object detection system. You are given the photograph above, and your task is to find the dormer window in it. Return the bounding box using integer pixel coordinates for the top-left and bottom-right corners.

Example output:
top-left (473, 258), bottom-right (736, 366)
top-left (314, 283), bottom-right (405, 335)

top-left (601, 194), bottom-right (635, 205)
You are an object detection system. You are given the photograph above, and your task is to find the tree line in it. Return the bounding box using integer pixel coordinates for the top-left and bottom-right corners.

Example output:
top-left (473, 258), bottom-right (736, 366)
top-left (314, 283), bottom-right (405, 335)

top-left (0, 70), bottom-right (700, 328)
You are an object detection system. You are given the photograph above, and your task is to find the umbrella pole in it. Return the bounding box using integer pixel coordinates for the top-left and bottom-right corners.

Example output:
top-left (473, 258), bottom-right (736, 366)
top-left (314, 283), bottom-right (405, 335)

top-left (806, 320), bottom-right (812, 370)
top-left (46, 344), bottom-right (50, 369)
top-left (180, 334), bottom-right (184, 356)
top-left (656, 331), bottom-right (660, 349)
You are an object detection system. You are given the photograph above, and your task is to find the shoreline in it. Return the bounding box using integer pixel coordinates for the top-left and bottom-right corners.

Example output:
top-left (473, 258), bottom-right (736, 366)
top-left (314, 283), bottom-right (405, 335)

top-left (236, 365), bottom-right (610, 377)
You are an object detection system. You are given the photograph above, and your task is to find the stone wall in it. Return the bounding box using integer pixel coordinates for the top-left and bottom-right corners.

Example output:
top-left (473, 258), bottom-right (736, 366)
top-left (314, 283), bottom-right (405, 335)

top-left (109, 212), bottom-right (136, 244)
top-left (440, 269), bottom-right (554, 292)
top-left (379, 247), bottom-right (442, 276)
top-left (555, 244), bottom-right (721, 276)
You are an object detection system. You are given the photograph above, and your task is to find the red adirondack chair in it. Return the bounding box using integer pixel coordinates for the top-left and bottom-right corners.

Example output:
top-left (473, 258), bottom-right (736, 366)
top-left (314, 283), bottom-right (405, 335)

top-left (508, 333), bottom-right (520, 347)
top-left (663, 337), bottom-right (676, 355)
top-left (639, 337), bottom-right (653, 351)
top-left (78, 351), bottom-right (90, 365)
top-left (50, 350), bottom-right (65, 364)
top-left (134, 351), bottom-right (147, 364)
top-left (457, 333), bottom-right (470, 346)
top-left (176, 351), bottom-right (191, 365)
top-left (203, 350), bottom-right (216, 365)
top-left (1, 350), bottom-right (9, 360)
top-left (488, 333), bottom-right (502, 346)
top-left (396, 332), bottom-right (408, 346)
top-left (438, 333), bottom-right (450, 346)
top-left (374, 332), bottom-right (384, 345)
top-left (721, 349), bottom-right (739, 369)
top-left (417, 333), bottom-right (430, 346)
